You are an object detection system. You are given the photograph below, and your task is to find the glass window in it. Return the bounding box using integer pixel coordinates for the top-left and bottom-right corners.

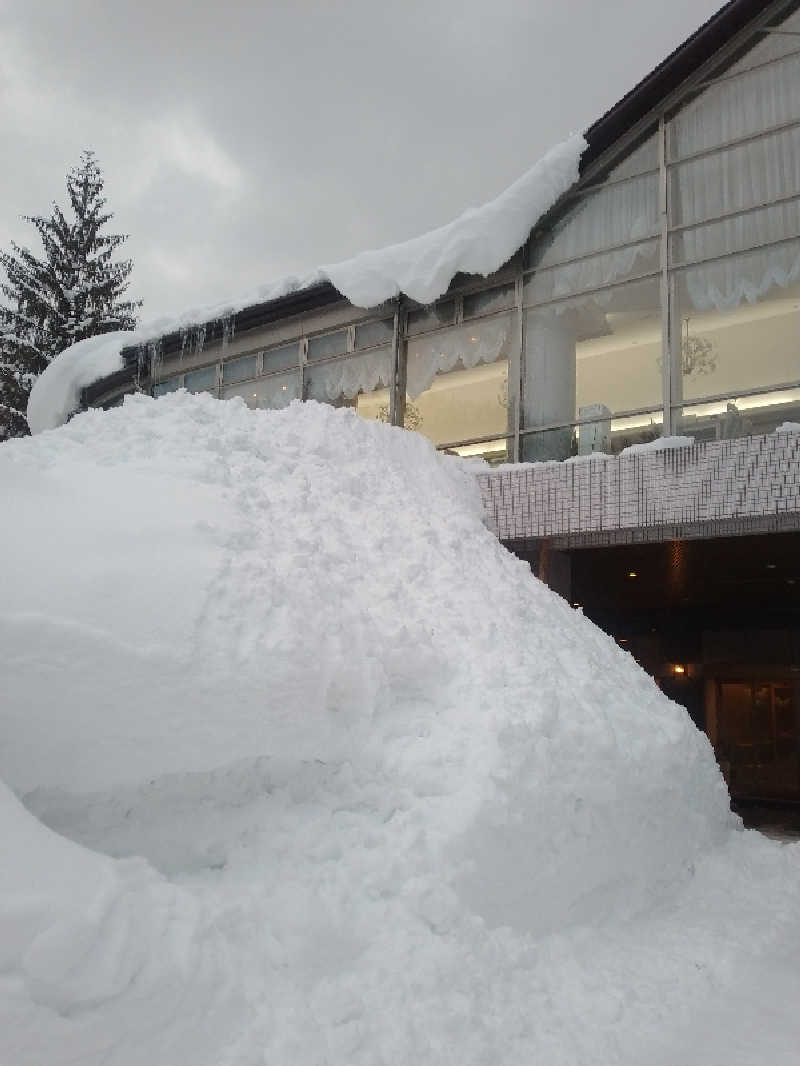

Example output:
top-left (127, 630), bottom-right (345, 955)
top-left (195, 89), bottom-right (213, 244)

top-left (669, 44), bottom-right (800, 162)
top-left (670, 125), bottom-right (800, 233)
top-left (307, 330), bottom-right (347, 361)
top-left (524, 239), bottom-right (659, 307)
top-left (222, 370), bottom-right (301, 410)
top-left (602, 130), bottom-right (659, 181)
top-left (222, 354), bottom-right (258, 384)
top-left (263, 342), bottom-right (300, 372)
top-left (406, 314), bottom-right (513, 461)
top-left (671, 200), bottom-right (800, 270)
top-left (406, 301), bottom-right (455, 336)
top-left (184, 365), bottom-right (217, 392)
top-left (463, 283), bottom-right (515, 319)
top-left (153, 376), bottom-right (181, 397)
top-left (527, 172), bottom-right (659, 276)
top-left (672, 239), bottom-right (800, 438)
top-left (305, 348), bottom-right (393, 421)
top-left (355, 318), bottom-right (394, 349)
top-left (521, 276), bottom-right (662, 461)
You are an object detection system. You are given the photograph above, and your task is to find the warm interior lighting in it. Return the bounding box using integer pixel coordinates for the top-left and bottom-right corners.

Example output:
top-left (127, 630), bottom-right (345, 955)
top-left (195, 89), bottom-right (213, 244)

top-left (627, 570), bottom-right (638, 579)
top-left (572, 602), bottom-right (581, 608)
top-left (673, 664), bottom-right (686, 675)
top-left (618, 638), bottom-right (628, 644)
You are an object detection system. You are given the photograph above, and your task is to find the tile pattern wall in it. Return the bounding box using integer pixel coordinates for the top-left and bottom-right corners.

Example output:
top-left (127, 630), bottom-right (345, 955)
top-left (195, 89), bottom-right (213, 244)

top-left (480, 431), bottom-right (800, 546)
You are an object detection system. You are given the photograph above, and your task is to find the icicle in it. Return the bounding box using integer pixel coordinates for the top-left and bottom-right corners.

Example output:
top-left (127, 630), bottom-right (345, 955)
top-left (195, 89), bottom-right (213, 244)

top-left (148, 339), bottom-right (162, 382)
top-left (180, 328), bottom-right (189, 360)
top-left (221, 313), bottom-right (234, 350)
top-left (194, 324), bottom-right (206, 355)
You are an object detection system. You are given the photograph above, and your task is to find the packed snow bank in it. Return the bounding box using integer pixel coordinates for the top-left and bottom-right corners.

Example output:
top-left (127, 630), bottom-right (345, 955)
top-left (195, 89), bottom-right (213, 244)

top-left (27, 134), bottom-right (584, 435)
top-left (4, 394), bottom-right (797, 1065)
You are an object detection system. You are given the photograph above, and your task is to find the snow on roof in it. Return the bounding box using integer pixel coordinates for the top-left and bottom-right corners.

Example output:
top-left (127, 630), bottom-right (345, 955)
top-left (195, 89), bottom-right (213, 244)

top-left (26, 133), bottom-right (585, 434)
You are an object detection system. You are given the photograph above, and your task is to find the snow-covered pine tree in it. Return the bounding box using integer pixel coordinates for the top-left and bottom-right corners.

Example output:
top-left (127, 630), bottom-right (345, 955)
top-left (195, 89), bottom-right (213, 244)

top-left (0, 150), bottom-right (141, 440)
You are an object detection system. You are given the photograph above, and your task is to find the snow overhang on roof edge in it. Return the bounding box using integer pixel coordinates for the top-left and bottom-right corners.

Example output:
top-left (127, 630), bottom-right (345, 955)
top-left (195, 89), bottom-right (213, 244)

top-left (26, 133), bottom-right (586, 434)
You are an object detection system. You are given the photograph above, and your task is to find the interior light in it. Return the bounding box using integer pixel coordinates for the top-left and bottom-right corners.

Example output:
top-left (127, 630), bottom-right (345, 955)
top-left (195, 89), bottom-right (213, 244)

top-left (673, 664), bottom-right (686, 675)
top-left (627, 570), bottom-right (638, 579)
top-left (281, 385), bottom-right (287, 391)
top-left (766, 563), bottom-right (777, 570)
top-left (618, 638), bottom-right (628, 644)
top-left (572, 602), bottom-right (581, 608)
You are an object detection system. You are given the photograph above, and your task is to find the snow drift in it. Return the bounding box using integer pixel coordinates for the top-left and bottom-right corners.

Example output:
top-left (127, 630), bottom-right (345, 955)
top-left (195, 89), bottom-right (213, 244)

top-left (2, 394), bottom-right (798, 1065)
top-left (27, 134), bottom-right (584, 434)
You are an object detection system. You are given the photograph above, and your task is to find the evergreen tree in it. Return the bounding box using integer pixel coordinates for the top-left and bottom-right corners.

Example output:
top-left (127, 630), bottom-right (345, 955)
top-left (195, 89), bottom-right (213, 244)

top-left (0, 150), bottom-right (141, 440)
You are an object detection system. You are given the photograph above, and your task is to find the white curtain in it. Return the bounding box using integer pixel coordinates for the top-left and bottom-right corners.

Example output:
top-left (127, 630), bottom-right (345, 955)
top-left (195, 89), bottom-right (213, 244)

top-left (528, 171), bottom-right (660, 303)
top-left (222, 371), bottom-right (301, 410)
top-left (670, 46), bottom-right (800, 311)
top-left (406, 316), bottom-right (512, 399)
top-left (305, 348), bottom-right (392, 403)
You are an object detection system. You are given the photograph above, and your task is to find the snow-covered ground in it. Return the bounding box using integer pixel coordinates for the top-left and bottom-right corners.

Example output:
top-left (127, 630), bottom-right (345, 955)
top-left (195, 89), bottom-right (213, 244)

top-left (1, 393), bottom-right (799, 1065)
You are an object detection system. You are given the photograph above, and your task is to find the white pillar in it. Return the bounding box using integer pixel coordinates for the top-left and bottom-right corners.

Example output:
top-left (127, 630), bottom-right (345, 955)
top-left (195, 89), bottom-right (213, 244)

top-left (522, 310), bottom-right (576, 461)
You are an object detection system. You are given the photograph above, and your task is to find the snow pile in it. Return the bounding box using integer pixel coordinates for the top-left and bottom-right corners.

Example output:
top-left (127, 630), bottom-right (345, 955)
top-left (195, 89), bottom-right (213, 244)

top-left (27, 134), bottom-right (584, 434)
top-left (619, 434), bottom-right (695, 456)
top-left (2, 394), bottom-right (799, 1065)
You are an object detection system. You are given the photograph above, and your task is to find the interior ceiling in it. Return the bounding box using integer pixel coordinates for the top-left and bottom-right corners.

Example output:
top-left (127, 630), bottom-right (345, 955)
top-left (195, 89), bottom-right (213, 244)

top-left (571, 531), bottom-right (800, 610)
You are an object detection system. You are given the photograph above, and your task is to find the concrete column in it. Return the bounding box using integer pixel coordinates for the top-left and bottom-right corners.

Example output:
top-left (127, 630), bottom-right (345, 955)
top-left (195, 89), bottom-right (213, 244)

top-left (521, 310), bottom-right (576, 462)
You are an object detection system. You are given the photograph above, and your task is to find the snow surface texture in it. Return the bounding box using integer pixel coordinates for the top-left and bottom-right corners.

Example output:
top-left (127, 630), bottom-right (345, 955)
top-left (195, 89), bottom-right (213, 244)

top-left (3, 394), bottom-right (800, 1065)
top-left (27, 134), bottom-right (584, 434)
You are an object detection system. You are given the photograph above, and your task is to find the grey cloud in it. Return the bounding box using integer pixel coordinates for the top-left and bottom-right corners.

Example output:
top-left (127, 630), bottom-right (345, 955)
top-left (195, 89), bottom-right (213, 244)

top-left (1, 0), bottom-right (721, 318)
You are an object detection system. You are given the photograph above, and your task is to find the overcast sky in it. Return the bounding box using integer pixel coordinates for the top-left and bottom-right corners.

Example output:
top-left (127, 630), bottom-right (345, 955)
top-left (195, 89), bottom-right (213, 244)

top-left (0, 0), bottom-right (722, 322)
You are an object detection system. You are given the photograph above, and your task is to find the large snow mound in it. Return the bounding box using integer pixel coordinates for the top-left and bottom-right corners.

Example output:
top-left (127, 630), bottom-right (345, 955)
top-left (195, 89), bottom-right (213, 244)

top-left (27, 134), bottom-right (584, 434)
top-left (3, 395), bottom-right (799, 1065)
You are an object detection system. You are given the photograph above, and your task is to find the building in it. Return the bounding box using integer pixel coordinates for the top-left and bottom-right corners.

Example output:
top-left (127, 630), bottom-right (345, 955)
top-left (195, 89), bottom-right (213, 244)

top-left (81, 0), bottom-right (800, 806)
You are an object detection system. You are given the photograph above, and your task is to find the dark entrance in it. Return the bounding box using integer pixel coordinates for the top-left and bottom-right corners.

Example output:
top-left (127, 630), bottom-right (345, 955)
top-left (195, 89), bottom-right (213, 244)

top-left (514, 531), bottom-right (800, 805)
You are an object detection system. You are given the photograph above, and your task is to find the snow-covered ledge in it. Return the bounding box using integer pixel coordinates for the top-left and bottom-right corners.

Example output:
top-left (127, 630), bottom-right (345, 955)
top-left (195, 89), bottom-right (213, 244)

top-left (480, 429), bottom-right (800, 546)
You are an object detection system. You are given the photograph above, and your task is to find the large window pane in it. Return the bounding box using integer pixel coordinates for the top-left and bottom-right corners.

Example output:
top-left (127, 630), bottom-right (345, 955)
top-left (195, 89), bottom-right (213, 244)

top-left (222, 371), bottom-right (301, 410)
top-left (522, 277), bottom-right (662, 460)
top-left (527, 172), bottom-right (659, 276)
top-left (670, 125), bottom-right (800, 233)
top-left (153, 376), bottom-right (181, 397)
top-left (184, 365), bottom-right (217, 392)
top-left (406, 314), bottom-right (513, 460)
top-left (305, 348), bottom-right (392, 420)
top-left (671, 200), bottom-right (800, 270)
top-left (463, 283), bottom-right (515, 318)
top-left (406, 300), bottom-right (455, 336)
top-left (670, 39), bottom-right (800, 162)
top-left (307, 330), bottom-right (347, 361)
top-left (524, 239), bottom-right (659, 307)
top-left (222, 353), bottom-right (258, 384)
top-left (673, 238), bottom-right (800, 437)
top-left (263, 342), bottom-right (300, 372)
top-left (355, 318), bottom-right (394, 349)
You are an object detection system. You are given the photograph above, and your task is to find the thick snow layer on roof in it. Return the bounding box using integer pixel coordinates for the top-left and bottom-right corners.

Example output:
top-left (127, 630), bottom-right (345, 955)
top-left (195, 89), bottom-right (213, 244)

top-left (26, 134), bottom-right (584, 434)
top-left (26, 332), bottom-right (129, 434)
top-left (324, 134), bottom-right (584, 307)
top-left (3, 395), bottom-right (800, 1064)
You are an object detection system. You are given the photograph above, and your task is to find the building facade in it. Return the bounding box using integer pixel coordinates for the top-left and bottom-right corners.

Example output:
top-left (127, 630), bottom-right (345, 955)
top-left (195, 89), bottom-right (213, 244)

top-left (83, 0), bottom-right (800, 805)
